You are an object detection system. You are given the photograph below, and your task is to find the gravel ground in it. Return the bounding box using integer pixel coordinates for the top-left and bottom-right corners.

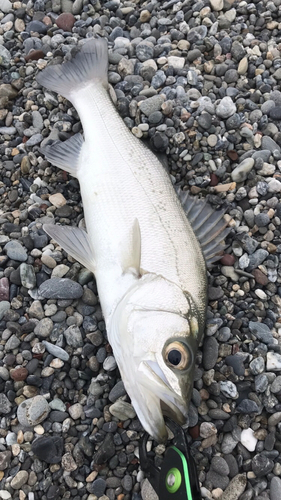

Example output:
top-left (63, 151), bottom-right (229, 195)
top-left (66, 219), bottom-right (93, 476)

top-left (1, 0), bottom-right (281, 499)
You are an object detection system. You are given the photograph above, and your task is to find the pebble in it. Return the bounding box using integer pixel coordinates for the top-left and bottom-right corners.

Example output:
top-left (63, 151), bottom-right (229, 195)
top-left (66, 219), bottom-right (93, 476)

top-left (216, 97), bottom-right (236, 119)
top-left (10, 471), bottom-right (28, 490)
top-left (42, 341), bottom-right (69, 361)
top-left (203, 337), bottom-right (218, 370)
top-left (4, 241), bottom-right (27, 262)
top-left (270, 477), bottom-right (281, 500)
top-left (109, 401), bottom-right (136, 420)
top-left (31, 436), bottom-right (64, 464)
top-left (38, 278), bottom-right (83, 299)
top-left (220, 475), bottom-right (247, 500)
top-left (20, 263), bottom-right (36, 289)
top-left (240, 428), bottom-right (257, 452)
top-left (139, 95), bottom-right (164, 117)
top-left (231, 158), bottom-right (255, 183)
top-left (17, 396), bottom-right (50, 427)
top-left (266, 352), bottom-right (281, 371)
top-left (56, 12), bottom-right (75, 31)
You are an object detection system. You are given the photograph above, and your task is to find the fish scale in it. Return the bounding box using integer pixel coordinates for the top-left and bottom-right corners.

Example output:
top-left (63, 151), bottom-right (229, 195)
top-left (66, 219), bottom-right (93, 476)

top-left (74, 85), bottom-right (206, 315)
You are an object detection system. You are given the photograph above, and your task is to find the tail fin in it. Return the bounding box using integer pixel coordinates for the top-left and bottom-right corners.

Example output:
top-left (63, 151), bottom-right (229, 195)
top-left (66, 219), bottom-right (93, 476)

top-left (36, 38), bottom-right (108, 99)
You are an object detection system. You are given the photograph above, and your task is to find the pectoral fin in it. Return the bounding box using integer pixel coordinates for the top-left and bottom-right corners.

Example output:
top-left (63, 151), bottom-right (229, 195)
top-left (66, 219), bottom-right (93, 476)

top-left (177, 189), bottom-right (231, 268)
top-left (43, 224), bottom-right (95, 273)
top-left (119, 219), bottom-right (141, 276)
top-left (40, 133), bottom-right (83, 177)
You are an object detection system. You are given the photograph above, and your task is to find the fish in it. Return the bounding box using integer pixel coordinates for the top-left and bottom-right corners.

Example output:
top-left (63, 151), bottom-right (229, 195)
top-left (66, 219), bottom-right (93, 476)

top-left (36, 38), bottom-right (229, 443)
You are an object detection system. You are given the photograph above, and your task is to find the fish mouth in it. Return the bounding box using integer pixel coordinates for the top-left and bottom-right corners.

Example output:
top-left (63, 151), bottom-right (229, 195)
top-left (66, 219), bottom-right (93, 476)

top-left (134, 360), bottom-right (188, 442)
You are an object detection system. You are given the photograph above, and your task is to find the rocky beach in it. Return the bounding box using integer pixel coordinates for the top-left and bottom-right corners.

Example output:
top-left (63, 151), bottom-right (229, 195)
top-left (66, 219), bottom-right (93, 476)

top-left (1, 0), bottom-right (281, 499)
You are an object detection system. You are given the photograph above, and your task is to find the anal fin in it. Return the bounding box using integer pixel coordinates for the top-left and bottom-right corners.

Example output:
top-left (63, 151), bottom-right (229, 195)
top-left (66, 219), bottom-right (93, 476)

top-left (41, 133), bottom-right (84, 177)
top-left (177, 189), bottom-right (231, 268)
top-left (43, 224), bottom-right (95, 273)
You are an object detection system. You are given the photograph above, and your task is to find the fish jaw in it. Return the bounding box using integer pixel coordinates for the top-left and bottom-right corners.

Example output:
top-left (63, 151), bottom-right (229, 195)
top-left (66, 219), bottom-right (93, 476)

top-left (122, 357), bottom-right (190, 443)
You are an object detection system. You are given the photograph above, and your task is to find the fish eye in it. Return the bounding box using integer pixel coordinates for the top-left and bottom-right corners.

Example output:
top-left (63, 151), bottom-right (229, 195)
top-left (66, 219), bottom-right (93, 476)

top-left (164, 341), bottom-right (191, 371)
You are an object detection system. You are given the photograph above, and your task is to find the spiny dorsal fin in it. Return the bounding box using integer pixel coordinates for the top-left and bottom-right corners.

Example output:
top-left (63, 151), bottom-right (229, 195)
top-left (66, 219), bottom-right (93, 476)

top-left (177, 188), bottom-right (231, 268)
top-left (40, 133), bottom-right (84, 177)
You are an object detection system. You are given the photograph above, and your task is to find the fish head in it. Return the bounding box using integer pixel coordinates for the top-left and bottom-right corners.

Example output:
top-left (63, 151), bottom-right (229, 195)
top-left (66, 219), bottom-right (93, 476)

top-left (108, 273), bottom-right (202, 443)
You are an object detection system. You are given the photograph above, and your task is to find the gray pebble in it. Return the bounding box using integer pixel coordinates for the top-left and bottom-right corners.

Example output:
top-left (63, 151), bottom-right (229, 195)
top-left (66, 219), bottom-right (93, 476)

top-left (4, 241), bottom-right (27, 262)
top-left (38, 278), bottom-right (83, 299)
top-left (17, 396), bottom-right (50, 426)
top-left (203, 337), bottom-right (218, 370)
top-left (0, 394), bottom-right (12, 415)
top-left (42, 341), bottom-right (69, 361)
top-left (270, 477), bottom-right (281, 500)
top-left (64, 325), bottom-right (83, 347)
top-left (216, 96), bottom-right (236, 119)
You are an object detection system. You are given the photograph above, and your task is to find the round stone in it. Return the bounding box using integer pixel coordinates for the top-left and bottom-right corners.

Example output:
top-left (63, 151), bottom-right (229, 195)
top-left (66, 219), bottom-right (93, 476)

top-left (17, 396), bottom-right (50, 427)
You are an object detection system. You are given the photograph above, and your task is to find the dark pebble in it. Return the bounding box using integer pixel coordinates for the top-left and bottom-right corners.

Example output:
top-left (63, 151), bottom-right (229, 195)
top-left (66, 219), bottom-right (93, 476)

top-left (203, 337), bottom-right (218, 370)
top-left (31, 436), bottom-right (64, 464)
top-left (93, 433), bottom-right (116, 464)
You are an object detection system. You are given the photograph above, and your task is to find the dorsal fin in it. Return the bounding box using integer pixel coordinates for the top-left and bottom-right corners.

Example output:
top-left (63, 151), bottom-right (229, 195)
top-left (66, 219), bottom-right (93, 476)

top-left (176, 188), bottom-right (231, 268)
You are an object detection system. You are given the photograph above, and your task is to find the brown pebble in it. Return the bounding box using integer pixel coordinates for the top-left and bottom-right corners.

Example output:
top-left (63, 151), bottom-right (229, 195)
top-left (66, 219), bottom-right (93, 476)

top-left (10, 367), bottom-right (28, 381)
top-left (42, 16), bottom-right (52, 27)
top-left (227, 150), bottom-right (238, 161)
top-left (189, 425), bottom-right (200, 439)
top-left (252, 269), bottom-right (268, 286)
top-left (267, 242), bottom-right (277, 253)
top-left (190, 186), bottom-right (201, 195)
top-left (25, 50), bottom-right (45, 62)
top-left (56, 13), bottom-right (75, 31)
top-left (220, 254), bottom-right (235, 266)
top-left (210, 173), bottom-right (219, 186)
top-left (139, 9), bottom-right (151, 22)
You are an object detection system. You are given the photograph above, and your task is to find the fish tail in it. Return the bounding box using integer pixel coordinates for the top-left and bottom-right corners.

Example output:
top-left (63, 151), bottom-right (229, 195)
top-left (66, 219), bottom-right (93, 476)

top-left (36, 38), bottom-right (108, 99)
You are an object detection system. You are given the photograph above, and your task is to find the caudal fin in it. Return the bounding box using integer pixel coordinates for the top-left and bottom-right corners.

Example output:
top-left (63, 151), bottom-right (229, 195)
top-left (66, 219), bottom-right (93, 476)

top-left (36, 38), bottom-right (108, 99)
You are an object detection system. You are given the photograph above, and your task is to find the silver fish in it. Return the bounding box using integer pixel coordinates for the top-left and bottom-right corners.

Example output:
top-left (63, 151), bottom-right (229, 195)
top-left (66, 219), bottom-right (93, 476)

top-left (36, 39), bottom-right (229, 442)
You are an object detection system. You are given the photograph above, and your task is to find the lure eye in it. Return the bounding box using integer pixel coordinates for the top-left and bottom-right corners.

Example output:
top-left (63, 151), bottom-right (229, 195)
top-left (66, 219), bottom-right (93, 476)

top-left (164, 341), bottom-right (191, 371)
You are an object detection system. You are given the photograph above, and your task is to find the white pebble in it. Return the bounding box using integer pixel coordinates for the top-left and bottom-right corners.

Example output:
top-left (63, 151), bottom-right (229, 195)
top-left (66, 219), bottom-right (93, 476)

top-left (240, 428), bottom-right (257, 452)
